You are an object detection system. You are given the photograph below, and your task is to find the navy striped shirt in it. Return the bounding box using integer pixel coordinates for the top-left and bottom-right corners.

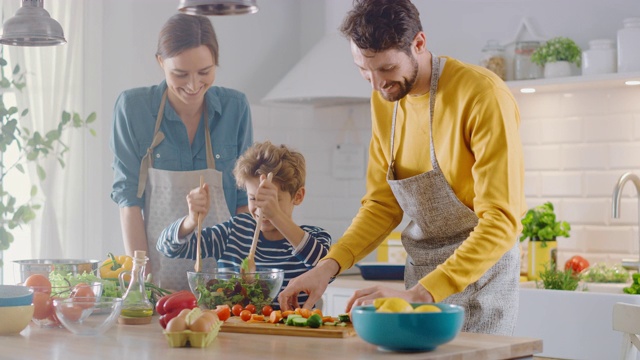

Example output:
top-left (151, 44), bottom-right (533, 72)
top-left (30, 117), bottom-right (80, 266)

top-left (157, 212), bottom-right (331, 308)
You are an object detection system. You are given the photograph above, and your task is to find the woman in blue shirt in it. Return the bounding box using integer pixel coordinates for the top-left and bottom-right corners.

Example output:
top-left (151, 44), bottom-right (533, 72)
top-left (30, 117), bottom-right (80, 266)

top-left (110, 13), bottom-right (253, 290)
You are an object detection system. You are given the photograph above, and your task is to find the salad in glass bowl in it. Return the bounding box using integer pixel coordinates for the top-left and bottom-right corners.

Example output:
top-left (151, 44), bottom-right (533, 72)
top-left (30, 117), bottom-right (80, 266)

top-left (187, 268), bottom-right (284, 313)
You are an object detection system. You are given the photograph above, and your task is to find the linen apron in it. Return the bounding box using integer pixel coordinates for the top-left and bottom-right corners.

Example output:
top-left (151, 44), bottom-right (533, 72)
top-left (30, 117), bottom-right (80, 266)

top-left (387, 55), bottom-right (520, 335)
top-left (137, 91), bottom-right (231, 291)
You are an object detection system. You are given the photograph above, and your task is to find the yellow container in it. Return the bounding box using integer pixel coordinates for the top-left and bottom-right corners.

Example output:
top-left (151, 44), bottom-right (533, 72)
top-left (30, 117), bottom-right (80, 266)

top-left (163, 320), bottom-right (223, 348)
top-left (527, 240), bottom-right (557, 281)
top-left (377, 232), bottom-right (406, 264)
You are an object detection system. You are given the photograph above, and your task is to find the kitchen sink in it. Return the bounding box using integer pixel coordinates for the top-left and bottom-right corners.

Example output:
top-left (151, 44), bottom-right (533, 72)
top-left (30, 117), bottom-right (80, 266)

top-left (515, 282), bottom-right (639, 359)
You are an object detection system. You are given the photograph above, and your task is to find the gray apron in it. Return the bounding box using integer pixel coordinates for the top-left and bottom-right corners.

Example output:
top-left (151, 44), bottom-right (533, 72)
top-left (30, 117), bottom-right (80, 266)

top-left (137, 91), bottom-right (231, 291)
top-left (387, 55), bottom-right (520, 335)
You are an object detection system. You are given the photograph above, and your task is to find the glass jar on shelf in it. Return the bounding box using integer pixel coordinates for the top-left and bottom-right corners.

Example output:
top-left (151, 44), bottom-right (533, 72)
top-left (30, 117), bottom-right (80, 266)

top-left (514, 41), bottom-right (542, 80)
top-left (582, 39), bottom-right (616, 76)
top-left (480, 40), bottom-right (506, 80)
top-left (617, 17), bottom-right (640, 73)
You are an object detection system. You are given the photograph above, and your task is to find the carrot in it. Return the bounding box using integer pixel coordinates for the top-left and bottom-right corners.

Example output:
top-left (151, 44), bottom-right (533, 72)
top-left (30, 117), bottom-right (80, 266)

top-left (322, 316), bottom-right (335, 323)
top-left (312, 308), bottom-right (323, 318)
top-left (299, 308), bottom-right (312, 319)
top-left (269, 310), bottom-right (282, 324)
top-left (250, 314), bottom-right (265, 322)
top-left (281, 310), bottom-right (295, 318)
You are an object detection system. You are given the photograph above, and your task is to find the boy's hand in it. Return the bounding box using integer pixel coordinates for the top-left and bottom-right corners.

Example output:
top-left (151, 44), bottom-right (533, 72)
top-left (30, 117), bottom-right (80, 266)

top-left (183, 183), bottom-right (210, 233)
top-left (253, 174), bottom-right (279, 220)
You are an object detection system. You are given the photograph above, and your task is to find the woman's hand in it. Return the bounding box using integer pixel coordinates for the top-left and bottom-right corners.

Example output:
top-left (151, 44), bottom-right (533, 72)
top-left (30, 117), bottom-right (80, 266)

top-left (182, 183), bottom-right (210, 233)
top-left (345, 283), bottom-right (434, 313)
top-left (278, 259), bottom-right (339, 310)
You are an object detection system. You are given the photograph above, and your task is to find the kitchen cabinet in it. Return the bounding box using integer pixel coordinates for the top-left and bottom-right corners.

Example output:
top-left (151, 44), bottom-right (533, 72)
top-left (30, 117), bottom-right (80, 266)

top-left (506, 70), bottom-right (640, 94)
top-left (321, 275), bottom-right (405, 315)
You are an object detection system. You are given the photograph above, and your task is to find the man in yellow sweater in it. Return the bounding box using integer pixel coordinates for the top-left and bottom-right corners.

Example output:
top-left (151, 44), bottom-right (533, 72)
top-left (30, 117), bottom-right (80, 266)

top-left (279, 0), bottom-right (525, 335)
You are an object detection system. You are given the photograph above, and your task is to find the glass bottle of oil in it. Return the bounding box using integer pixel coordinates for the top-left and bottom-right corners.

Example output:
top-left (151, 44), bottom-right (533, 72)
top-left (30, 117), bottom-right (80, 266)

top-left (119, 250), bottom-right (153, 322)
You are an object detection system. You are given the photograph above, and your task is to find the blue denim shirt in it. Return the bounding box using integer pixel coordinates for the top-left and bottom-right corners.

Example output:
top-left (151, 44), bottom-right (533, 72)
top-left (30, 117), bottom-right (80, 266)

top-left (110, 81), bottom-right (252, 215)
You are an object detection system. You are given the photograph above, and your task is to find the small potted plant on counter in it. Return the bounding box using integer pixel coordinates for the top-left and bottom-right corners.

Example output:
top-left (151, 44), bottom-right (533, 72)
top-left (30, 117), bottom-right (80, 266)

top-left (531, 36), bottom-right (582, 78)
top-left (520, 201), bottom-right (571, 280)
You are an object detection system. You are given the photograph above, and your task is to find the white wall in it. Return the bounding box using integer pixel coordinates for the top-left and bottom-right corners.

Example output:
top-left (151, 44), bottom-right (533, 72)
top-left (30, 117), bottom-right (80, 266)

top-left (81, 0), bottom-right (640, 268)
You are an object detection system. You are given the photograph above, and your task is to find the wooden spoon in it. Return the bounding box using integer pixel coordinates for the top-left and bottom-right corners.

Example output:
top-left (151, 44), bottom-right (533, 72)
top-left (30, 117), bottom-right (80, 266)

top-left (195, 175), bottom-right (204, 273)
top-left (244, 172), bottom-right (273, 275)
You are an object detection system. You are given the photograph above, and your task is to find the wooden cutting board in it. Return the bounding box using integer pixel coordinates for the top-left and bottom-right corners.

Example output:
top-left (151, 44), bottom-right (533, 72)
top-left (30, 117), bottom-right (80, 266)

top-left (220, 317), bottom-right (356, 338)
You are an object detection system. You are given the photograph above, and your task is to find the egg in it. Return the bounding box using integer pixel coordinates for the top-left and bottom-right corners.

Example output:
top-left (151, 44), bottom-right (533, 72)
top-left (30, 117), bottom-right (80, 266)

top-left (166, 316), bottom-right (188, 332)
top-left (189, 316), bottom-right (213, 333)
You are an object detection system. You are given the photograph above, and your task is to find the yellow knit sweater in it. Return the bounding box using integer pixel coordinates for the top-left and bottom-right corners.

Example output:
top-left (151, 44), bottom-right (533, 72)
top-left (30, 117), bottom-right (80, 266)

top-left (326, 56), bottom-right (526, 301)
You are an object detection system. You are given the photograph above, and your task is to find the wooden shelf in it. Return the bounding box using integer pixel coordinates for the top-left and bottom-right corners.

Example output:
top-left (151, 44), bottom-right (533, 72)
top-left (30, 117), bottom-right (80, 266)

top-left (506, 71), bottom-right (640, 94)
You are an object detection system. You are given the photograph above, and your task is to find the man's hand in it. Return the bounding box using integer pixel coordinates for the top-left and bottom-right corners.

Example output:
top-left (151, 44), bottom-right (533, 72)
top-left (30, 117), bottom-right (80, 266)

top-left (278, 259), bottom-right (339, 310)
top-left (345, 282), bottom-right (434, 313)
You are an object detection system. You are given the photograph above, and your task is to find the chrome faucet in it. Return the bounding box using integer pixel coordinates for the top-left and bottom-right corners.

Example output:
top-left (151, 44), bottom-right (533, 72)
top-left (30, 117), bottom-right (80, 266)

top-left (612, 172), bottom-right (640, 271)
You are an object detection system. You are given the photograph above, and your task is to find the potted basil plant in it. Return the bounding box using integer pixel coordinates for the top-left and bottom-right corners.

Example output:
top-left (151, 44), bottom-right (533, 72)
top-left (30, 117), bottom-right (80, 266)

top-left (530, 37), bottom-right (582, 78)
top-left (520, 202), bottom-right (571, 280)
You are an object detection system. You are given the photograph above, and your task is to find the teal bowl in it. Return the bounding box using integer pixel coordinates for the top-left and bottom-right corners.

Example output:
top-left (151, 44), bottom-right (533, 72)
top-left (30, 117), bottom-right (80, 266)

top-left (351, 303), bottom-right (464, 352)
top-left (0, 285), bottom-right (34, 307)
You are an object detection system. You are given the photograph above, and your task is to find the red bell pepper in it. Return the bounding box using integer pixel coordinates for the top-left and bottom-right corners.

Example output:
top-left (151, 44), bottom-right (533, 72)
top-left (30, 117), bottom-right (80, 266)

top-left (157, 290), bottom-right (198, 329)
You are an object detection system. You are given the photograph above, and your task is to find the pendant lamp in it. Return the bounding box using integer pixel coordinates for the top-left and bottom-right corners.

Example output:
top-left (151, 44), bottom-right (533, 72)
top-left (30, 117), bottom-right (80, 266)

top-left (0, 0), bottom-right (66, 46)
top-left (178, 0), bottom-right (258, 16)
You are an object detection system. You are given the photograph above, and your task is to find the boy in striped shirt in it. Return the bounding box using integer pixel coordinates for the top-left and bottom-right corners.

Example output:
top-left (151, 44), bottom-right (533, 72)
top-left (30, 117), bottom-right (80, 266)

top-left (157, 141), bottom-right (332, 308)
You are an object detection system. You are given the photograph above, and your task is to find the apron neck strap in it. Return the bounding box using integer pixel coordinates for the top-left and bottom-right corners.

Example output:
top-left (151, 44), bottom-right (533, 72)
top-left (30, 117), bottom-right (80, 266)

top-left (389, 53), bottom-right (441, 178)
top-left (137, 90), bottom-right (216, 198)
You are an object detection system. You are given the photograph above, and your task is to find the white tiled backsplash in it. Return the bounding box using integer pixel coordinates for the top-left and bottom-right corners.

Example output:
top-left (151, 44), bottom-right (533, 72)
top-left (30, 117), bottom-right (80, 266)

top-left (252, 85), bottom-right (640, 266)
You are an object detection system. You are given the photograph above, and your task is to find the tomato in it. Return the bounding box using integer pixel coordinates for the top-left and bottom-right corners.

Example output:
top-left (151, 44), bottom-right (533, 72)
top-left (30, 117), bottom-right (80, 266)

top-left (215, 305), bottom-right (231, 322)
top-left (565, 255), bottom-right (590, 275)
top-left (261, 305), bottom-right (273, 317)
top-left (24, 274), bottom-right (52, 294)
top-left (232, 303), bottom-right (244, 317)
top-left (32, 292), bottom-right (53, 320)
top-left (245, 304), bottom-right (256, 314)
top-left (240, 309), bottom-right (252, 322)
top-left (59, 304), bottom-right (84, 322)
top-left (70, 283), bottom-right (96, 309)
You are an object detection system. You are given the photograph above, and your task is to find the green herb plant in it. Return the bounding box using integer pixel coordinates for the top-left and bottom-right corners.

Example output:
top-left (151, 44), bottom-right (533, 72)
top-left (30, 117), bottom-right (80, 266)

top-left (537, 262), bottom-right (580, 291)
top-left (520, 201), bottom-right (571, 247)
top-left (0, 56), bottom-right (96, 267)
top-left (531, 37), bottom-right (582, 67)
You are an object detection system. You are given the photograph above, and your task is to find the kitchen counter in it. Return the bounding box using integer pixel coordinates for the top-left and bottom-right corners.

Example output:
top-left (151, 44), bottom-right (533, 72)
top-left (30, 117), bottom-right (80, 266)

top-left (2, 318), bottom-right (542, 360)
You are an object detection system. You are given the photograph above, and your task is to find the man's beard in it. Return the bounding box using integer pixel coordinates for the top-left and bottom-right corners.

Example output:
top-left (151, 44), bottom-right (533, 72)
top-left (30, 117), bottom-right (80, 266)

top-left (380, 56), bottom-right (419, 102)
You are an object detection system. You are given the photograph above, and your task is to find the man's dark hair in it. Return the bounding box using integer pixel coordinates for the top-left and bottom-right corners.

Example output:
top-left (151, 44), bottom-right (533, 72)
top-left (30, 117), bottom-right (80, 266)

top-left (340, 0), bottom-right (422, 55)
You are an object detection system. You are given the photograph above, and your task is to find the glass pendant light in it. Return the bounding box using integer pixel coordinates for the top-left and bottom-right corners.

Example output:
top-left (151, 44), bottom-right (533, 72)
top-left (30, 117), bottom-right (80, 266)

top-left (0, 0), bottom-right (66, 47)
top-left (177, 0), bottom-right (258, 16)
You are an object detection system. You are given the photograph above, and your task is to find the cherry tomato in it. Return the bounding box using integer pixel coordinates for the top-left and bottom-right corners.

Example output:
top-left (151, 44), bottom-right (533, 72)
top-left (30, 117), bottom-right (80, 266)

top-left (261, 305), bottom-right (273, 317)
top-left (565, 255), bottom-right (590, 276)
top-left (245, 304), bottom-right (256, 314)
top-left (240, 309), bottom-right (252, 322)
top-left (215, 305), bottom-right (231, 322)
top-left (232, 304), bottom-right (244, 317)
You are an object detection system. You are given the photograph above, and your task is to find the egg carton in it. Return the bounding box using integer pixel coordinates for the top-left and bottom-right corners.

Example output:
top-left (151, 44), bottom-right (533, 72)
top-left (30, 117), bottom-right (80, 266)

top-left (163, 320), bottom-right (223, 348)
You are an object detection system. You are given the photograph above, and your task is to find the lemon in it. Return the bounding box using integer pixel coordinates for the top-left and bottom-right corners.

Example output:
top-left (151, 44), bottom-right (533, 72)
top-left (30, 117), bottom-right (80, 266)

top-left (413, 304), bottom-right (442, 313)
top-left (374, 297), bottom-right (413, 313)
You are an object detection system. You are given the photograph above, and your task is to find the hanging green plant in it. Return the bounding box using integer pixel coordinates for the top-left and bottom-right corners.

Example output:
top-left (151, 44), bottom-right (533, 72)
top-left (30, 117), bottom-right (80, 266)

top-left (0, 56), bottom-right (96, 268)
